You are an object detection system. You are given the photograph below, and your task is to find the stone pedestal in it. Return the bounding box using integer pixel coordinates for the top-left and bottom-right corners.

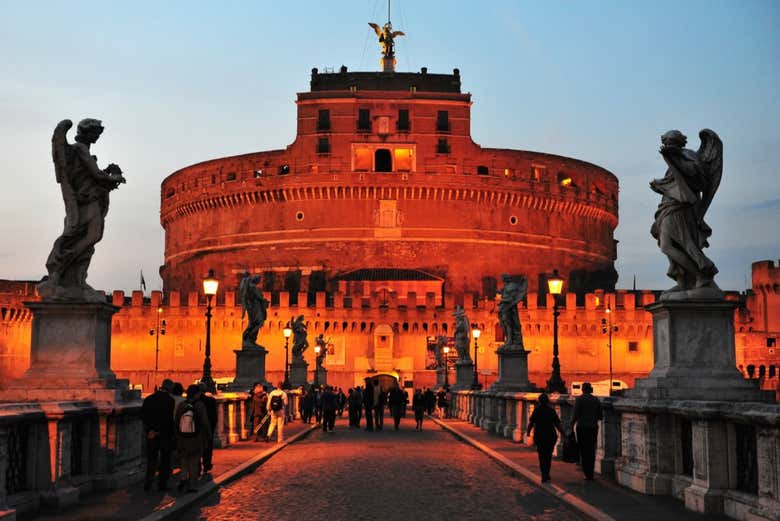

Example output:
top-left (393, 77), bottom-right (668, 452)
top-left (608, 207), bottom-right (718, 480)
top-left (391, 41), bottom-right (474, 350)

top-left (452, 360), bottom-right (474, 391)
top-left (314, 366), bottom-right (328, 387)
top-left (490, 347), bottom-right (537, 392)
top-left (629, 300), bottom-right (766, 401)
top-left (227, 346), bottom-right (269, 392)
top-left (1, 301), bottom-right (136, 402)
top-left (289, 359), bottom-right (309, 388)
top-left (436, 367), bottom-right (448, 388)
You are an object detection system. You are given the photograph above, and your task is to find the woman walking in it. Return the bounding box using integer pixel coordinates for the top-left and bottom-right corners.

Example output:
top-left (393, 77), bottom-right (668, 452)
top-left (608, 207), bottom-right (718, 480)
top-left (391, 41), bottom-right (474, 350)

top-left (526, 393), bottom-right (564, 483)
top-left (412, 388), bottom-right (426, 431)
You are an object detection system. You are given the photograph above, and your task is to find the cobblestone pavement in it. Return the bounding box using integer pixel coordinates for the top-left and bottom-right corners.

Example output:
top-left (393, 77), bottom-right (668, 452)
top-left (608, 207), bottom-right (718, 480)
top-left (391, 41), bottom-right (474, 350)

top-left (176, 418), bottom-right (582, 521)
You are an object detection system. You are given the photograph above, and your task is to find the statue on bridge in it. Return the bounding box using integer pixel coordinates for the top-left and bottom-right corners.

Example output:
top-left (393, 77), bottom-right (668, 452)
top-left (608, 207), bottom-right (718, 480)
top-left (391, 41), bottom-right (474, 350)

top-left (291, 315), bottom-right (309, 359)
top-left (433, 335), bottom-right (448, 370)
top-left (239, 272), bottom-right (269, 348)
top-left (453, 306), bottom-right (472, 363)
top-left (39, 118), bottom-right (126, 302)
top-left (650, 129), bottom-right (723, 300)
top-left (498, 274), bottom-right (528, 350)
top-left (314, 333), bottom-right (329, 367)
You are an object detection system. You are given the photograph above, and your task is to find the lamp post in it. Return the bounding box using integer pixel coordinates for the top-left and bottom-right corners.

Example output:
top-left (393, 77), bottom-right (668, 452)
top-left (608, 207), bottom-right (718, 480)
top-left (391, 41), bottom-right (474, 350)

top-left (282, 326), bottom-right (292, 389)
top-left (443, 345), bottom-right (451, 388)
top-left (471, 328), bottom-right (481, 390)
top-left (201, 269), bottom-right (219, 394)
top-left (313, 344), bottom-right (321, 387)
top-left (602, 307), bottom-right (619, 395)
top-left (546, 269), bottom-right (566, 394)
top-left (149, 307), bottom-right (166, 377)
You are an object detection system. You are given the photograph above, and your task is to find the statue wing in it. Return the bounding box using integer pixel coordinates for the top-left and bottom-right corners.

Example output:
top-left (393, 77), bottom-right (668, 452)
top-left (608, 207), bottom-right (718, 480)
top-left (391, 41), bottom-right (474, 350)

top-left (368, 22), bottom-right (382, 37)
top-left (696, 129), bottom-right (723, 220)
top-left (52, 120), bottom-right (78, 234)
top-left (238, 276), bottom-right (249, 317)
top-left (391, 31), bottom-right (405, 38)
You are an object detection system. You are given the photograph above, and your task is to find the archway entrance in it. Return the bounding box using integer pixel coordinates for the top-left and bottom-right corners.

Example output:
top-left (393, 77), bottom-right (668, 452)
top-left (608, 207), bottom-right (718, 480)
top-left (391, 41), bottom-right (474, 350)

top-left (364, 372), bottom-right (398, 393)
top-left (374, 149), bottom-right (392, 172)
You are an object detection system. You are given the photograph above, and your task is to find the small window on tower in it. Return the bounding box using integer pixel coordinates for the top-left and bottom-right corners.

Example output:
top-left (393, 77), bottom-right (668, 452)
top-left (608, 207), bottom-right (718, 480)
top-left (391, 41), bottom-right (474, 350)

top-left (317, 109), bottom-right (331, 131)
top-left (353, 147), bottom-right (371, 171)
top-left (628, 341), bottom-right (639, 352)
top-left (358, 109), bottom-right (371, 131)
top-left (477, 165), bottom-right (489, 176)
top-left (436, 110), bottom-right (450, 132)
top-left (768, 337), bottom-right (777, 348)
top-left (437, 139), bottom-right (450, 154)
top-left (531, 165), bottom-right (546, 181)
top-left (317, 137), bottom-right (330, 154)
top-left (397, 109), bottom-right (410, 131)
top-left (394, 148), bottom-right (413, 171)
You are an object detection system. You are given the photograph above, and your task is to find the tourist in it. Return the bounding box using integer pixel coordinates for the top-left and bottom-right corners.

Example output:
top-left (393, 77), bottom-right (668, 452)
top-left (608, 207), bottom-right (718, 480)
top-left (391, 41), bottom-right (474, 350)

top-left (373, 379), bottom-right (386, 430)
top-left (321, 385), bottom-right (338, 432)
top-left (337, 387), bottom-right (347, 417)
top-left (362, 380), bottom-right (375, 431)
top-left (198, 382), bottom-right (218, 476)
top-left (348, 387), bottom-right (362, 428)
top-left (387, 382), bottom-right (405, 430)
top-left (436, 387), bottom-right (449, 419)
top-left (141, 378), bottom-right (175, 491)
top-left (423, 387), bottom-right (435, 415)
top-left (171, 382), bottom-right (185, 418)
top-left (301, 386), bottom-right (315, 424)
top-left (572, 382), bottom-right (603, 480)
top-left (526, 393), bottom-right (564, 483)
top-left (250, 382), bottom-right (269, 442)
top-left (266, 382), bottom-right (288, 443)
top-left (412, 388), bottom-right (425, 431)
top-left (174, 384), bottom-right (211, 492)
top-left (314, 386), bottom-right (323, 424)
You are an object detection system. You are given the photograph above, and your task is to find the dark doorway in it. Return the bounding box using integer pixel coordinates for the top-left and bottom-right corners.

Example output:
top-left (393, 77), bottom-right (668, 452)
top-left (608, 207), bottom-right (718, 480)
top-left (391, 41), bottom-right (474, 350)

top-left (365, 373), bottom-right (398, 393)
top-left (375, 149), bottom-right (392, 172)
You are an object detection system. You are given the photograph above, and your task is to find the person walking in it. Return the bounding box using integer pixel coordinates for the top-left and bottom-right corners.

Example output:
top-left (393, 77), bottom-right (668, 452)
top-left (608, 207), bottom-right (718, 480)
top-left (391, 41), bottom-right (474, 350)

top-left (362, 379), bottom-right (375, 431)
top-left (424, 387), bottom-right (435, 416)
top-left (314, 386), bottom-right (323, 424)
top-left (387, 382), bottom-right (405, 430)
top-left (436, 387), bottom-right (449, 419)
top-left (337, 387), bottom-right (347, 417)
top-left (301, 386), bottom-right (315, 424)
top-left (526, 393), bottom-right (564, 483)
top-left (321, 385), bottom-right (338, 432)
top-left (348, 387), bottom-right (362, 428)
top-left (266, 383), bottom-right (288, 443)
top-left (198, 382), bottom-right (218, 476)
top-left (171, 382), bottom-right (185, 418)
top-left (412, 388), bottom-right (425, 431)
top-left (141, 379), bottom-right (175, 491)
top-left (250, 383), bottom-right (269, 442)
top-left (373, 379), bottom-right (386, 430)
top-left (572, 382), bottom-right (603, 480)
top-left (174, 384), bottom-right (211, 492)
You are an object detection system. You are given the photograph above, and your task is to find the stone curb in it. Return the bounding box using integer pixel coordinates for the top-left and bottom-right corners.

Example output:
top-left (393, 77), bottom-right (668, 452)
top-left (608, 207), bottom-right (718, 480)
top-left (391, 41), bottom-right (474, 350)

top-left (431, 418), bottom-right (617, 521)
top-left (137, 424), bottom-right (319, 521)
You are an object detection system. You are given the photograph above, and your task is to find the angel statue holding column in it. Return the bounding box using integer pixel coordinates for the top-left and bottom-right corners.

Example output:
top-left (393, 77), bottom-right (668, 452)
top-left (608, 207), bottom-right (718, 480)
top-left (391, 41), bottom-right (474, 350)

top-left (239, 273), bottom-right (269, 348)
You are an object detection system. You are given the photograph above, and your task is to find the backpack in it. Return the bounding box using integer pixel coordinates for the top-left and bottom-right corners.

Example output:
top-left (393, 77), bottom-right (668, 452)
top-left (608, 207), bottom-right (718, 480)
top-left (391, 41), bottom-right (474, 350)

top-left (178, 402), bottom-right (197, 436)
top-left (270, 393), bottom-right (284, 412)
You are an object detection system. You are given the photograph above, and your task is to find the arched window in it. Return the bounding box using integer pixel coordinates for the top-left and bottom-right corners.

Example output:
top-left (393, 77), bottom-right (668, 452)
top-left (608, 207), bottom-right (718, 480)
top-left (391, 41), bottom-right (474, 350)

top-left (375, 149), bottom-right (392, 172)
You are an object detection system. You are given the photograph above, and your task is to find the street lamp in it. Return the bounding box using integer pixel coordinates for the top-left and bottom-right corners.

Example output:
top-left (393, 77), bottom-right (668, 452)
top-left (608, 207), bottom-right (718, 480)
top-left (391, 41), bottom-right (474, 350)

top-left (602, 307), bottom-right (619, 395)
top-left (546, 269), bottom-right (566, 394)
top-left (442, 345), bottom-right (451, 388)
top-left (201, 269), bottom-right (219, 394)
top-left (282, 326), bottom-right (292, 389)
top-left (471, 328), bottom-right (481, 390)
top-left (313, 343), bottom-right (321, 387)
top-left (149, 307), bottom-right (166, 377)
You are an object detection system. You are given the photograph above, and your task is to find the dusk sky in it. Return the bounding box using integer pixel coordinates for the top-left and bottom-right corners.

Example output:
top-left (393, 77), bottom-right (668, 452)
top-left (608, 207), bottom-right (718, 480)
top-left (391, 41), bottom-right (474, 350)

top-left (1, 1), bottom-right (778, 294)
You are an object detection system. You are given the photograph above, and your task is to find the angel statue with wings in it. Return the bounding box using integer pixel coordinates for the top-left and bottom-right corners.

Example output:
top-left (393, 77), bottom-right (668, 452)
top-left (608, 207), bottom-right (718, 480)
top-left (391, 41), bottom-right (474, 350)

top-left (239, 273), bottom-right (269, 348)
top-left (39, 119), bottom-right (126, 302)
top-left (650, 129), bottom-right (723, 299)
top-left (290, 315), bottom-right (309, 359)
top-left (498, 274), bottom-right (528, 350)
top-left (452, 306), bottom-right (472, 363)
top-left (314, 333), bottom-right (329, 368)
top-left (369, 21), bottom-right (404, 59)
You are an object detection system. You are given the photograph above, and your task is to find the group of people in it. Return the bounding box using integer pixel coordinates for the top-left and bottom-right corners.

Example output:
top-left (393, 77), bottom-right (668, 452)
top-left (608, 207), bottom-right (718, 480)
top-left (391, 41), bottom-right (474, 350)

top-left (140, 379), bottom-right (217, 493)
top-left (248, 381), bottom-right (289, 443)
top-left (526, 382), bottom-right (604, 483)
top-left (298, 385), bottom-right (348, 425)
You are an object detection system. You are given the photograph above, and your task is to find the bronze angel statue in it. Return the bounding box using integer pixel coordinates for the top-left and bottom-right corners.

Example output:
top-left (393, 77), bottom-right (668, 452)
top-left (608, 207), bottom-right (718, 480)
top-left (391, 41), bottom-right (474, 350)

top-left (290, 315), bottom-right (309, 359)
top-left (239, 272), bottom-right (269, 348)
top-left (497, 274), bottom-right (528, 349)
top-left (369, 21), bottom-right (404, 59)
top-left (650, 129), bottom-right (723, 299)
top-left (452, 306), bottom-right (472, 362)
top-left (314, 333), bottom-right (329, 367)
top-left (39, 119), bottom-right (125, 302)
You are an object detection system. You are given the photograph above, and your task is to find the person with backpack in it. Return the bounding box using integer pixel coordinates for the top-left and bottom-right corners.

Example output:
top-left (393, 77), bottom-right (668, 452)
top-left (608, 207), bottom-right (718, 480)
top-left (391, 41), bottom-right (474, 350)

top-left (266, 383), bottom-right (288, 443)
top-left (197, 382), bottom-right (218, 475)
top-left (174, 384), bottom-right (211, 492)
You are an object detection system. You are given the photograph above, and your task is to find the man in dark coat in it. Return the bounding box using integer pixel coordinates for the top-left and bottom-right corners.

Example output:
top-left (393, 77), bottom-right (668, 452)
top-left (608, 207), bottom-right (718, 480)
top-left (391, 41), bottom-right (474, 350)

top-left (572, 382), bottom-right (603, 480)
top-left (348, 387), bottom-right (362, 428)
top-left (387, 383), bottom-right (405, 430)
top-left (321, 386), bottom-right (338, 432)
top-left (423, 387), bottom-right (436, 415)
top-left (527, 393), bottom-right (564, 483)
top-left (141, 379), bottom-right (175, 491)
top-left (373, 380), bottom-right (386, 430)
top-left (362, 379), bottom-right (375, 431)
top-left (250, 382), bottom-right (268, 441)
top-left (198, 382), bottom-right (218, 475)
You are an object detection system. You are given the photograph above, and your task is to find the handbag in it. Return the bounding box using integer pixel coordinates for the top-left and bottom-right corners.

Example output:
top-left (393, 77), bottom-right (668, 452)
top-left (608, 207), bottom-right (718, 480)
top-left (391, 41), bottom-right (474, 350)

top-left (562, 432), bottom-right (579, 463)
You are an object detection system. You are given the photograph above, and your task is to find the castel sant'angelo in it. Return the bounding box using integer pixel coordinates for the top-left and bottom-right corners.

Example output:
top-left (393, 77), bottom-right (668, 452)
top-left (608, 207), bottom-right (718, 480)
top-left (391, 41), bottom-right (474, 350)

top-left (0, 21), bottom-right (778, 394)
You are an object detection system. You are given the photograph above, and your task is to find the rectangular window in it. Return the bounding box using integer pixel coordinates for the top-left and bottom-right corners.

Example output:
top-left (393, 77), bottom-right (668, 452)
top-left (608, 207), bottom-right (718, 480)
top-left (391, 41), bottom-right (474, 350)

top-left (278, 164), bottom-right (290, 175)
top-left (397, 109), bottom-right (410, 131)
top-left (226, 172), bottom-right (236, 181)
top-left (436, 110), bottom-right (450, 132)
top-left (317, 109), bottom-right (330, 131)
top-left (477, 165), bottom-right (489, 176)
top-left (317, 137), bottom-right (330, 154)
top-left (768, 337), bottom-right (777, 348)
top-left (437, 138), bottom-right (450, 154)
top-left (353, 147), bottom-right (371, 171)
top-left (628, 341), bottom-right (639, 352)
top-left (394, 148), bottom-right (413, 172)
top-left (358, 109), bottom-right (371, 131)
top-left (531, 165), bottom-right (546, 181)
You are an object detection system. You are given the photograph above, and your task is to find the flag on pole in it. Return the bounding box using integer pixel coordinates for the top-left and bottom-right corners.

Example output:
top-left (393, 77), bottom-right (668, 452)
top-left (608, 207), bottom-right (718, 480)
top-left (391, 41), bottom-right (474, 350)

top-left (140, 270), bottom-right (147, 292)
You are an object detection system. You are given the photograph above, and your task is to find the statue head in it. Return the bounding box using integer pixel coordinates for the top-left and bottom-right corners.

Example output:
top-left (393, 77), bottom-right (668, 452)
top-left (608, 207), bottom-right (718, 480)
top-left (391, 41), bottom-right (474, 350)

top-left (501, 273), bottom-right (512, 283)
top-left (452, 305), bottom-right (465, 318)
top-left (75, 118), bottom-right (104, 144)
top-left (661, 130), bottom-right (687, 148)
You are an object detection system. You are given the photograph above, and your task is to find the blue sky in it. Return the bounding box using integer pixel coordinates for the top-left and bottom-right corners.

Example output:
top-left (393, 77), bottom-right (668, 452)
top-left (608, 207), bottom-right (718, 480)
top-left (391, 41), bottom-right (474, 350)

top-left (1, 0), bottom-right (778, 293)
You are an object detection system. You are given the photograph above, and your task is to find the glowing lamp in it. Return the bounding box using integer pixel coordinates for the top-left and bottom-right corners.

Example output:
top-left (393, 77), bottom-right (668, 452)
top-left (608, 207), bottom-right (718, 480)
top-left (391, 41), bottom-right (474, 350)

top-left (202, 269), bottom-right (219, 296)
top-left (443, 345), bottom-right (450, 355)
top-left (283, 327), bottom-right (292, 338)
top-left (472, 328), bottom-right (481, 339)
top-left (547, 270), bottom-right (564, 295)
top-left (314, 344), bottom-right (321, 354)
